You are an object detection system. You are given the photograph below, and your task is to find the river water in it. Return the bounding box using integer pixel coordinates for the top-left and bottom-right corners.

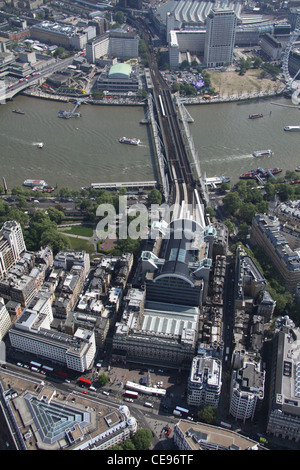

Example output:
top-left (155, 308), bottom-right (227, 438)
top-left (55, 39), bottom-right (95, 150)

top-left (0, 93), bottom-right (299, 191)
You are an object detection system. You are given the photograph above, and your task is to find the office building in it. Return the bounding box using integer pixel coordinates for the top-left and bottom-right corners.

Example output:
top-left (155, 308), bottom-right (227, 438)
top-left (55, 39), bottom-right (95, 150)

top-left (204, 8), bottom-right (237, 68)
top-left (86, 31), bottom-right (139, 64)
top-left (251, 214), bottom-right (300, 293)
top-left (173, 420), bottom-right (260, 450)
top-left (187, 355), bottom-right (222, 407)
top-left (229, 361), bottom-right (265, 423)
top-left (260, 33), bottom-right (282, 61)
top-left (112, 212), bottom-right (212, 368)
top-left (142, 219), bottom-right (212, 306)
top-left (0, 221), bottom-right (26, 278)
top-left (0, 371), bottom-right (137, 450)
top-left (266, 317), bottom-right (300, 442)
top-left (30, 22), bottom-right (93, 50)
top-left (0, 297), bottom-right (11, 341)
top-left (9, 308), bottom-right (96, 372)
top-left (53, 250), bottom-right (90, 278)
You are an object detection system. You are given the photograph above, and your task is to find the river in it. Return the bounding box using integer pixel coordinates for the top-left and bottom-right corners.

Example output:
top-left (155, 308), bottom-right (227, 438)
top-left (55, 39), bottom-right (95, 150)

top-left (0, 93), bottom-right (299, 191)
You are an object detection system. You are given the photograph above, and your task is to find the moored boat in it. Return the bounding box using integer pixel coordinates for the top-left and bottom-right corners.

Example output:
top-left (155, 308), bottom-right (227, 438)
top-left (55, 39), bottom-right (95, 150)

top-left (240, 167), bottom-right (282, 179)
top-left (23, 179), bottom-right (47, 188)
top-left (119, 136), bottom-right (140, 145)
top-left (249, 113), bottom-right (263, 119)
top-left (295, 165), bottom-right (300, 172)
top-left (253, 149), bottom-right (273, 158)
top-left (12, 109), bottom-right (24, 114)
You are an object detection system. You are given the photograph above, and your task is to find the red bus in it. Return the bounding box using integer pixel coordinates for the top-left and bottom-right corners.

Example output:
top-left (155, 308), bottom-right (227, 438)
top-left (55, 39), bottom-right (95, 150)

top-left (78, 377), bottom-right (92, 387)
top-left (125, 390), bottom-right (138, 399)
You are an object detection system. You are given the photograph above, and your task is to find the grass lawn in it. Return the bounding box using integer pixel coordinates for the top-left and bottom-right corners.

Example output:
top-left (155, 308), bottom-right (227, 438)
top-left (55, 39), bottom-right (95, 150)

top-left (66, 236), bottom-right (96, 254)
top-left (209, 69), bottom-right (280, 97)
top-left (58, 225), bottom-right (93, 237)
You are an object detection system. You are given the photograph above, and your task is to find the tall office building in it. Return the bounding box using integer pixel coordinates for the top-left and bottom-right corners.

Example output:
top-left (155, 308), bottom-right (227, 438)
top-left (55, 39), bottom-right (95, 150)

top-left (266, 317), bottom-right (300, 442)
top-left (0, 221), bottom-right (26, 279)
top-left (204, 8), bottom-right (237, 68)
top-left (187, 355), bottom-right (222, 407)
top-left (0, 297), bottom-right (11, 341)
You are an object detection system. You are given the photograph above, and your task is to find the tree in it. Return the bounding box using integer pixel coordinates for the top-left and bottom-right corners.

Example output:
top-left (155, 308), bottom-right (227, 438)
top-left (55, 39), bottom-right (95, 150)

top-left (223, 191), bottom-right (242, 216)
top-left (132, 429), bottom-right (153, 450)
top-left (224, 219), bottom-right (235, 235)
top-left (197, 405), bottom-right (217, 424)
top-left (97, 373), bottom-right (109, 387)
top-left (114, 11), bottom-right (124, 24)
top-left (239, 202), bottom-right (256, 224)
top-left (252, 57), bottom-right (262, 69)
top-left (122, 439), bottom-right (136, 450)
top-left (40, 229), bottom-right (70, 255)
top-left (148, 188), bottom-right (162, 205)
top-left (47, 206), bottom-right (64, 224)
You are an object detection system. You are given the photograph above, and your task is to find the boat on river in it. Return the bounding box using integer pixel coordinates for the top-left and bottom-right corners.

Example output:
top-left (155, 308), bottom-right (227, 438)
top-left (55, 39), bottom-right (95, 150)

top-left (284, 126), bottom-right (300, 131)
top-left (249, 113), bottom-right (263, 119)
top-left (253, 149), bottom-right (273, 158)
top-left (240, 168), bottom-right (282, 179)
top-left (119, 137), bottom-right (140, 145)
top-left (12, 109), bottom-right (24, 115)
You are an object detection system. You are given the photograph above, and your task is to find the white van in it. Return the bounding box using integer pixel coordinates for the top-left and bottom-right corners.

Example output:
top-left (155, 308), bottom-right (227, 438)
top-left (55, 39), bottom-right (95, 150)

top-left (89, 386), bottom-right (96, 392)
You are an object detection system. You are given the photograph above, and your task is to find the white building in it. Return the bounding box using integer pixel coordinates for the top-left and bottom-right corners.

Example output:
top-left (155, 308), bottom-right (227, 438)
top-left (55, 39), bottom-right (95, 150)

top-left (168, 30), bottom-right (206, 67)
top-left (229, 361), bottom-right (265, 423)
top-left (0, 297), bottom-right (11, 341)
top-left (0, 221), bottom-right (26, 278)
top-left (86, 31), bottom-right (139, 64)
top-left (187, 355), bottom-right (222, 407)
top-left (54, 250), bottom-right (90, 278)
top-left (204, 8), bottom-right (237, 68)
top-left (9, 308), bottom-right (96, 372)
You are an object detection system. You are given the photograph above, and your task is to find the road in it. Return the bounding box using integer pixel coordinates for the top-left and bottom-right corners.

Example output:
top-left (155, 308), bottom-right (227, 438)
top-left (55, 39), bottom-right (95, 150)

top-left (3, 56), bottom-right (75, 100)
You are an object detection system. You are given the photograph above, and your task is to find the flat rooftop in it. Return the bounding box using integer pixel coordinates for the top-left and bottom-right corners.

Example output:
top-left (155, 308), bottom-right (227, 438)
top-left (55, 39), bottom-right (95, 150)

top-left (0, 369), bottom-right (130, 450)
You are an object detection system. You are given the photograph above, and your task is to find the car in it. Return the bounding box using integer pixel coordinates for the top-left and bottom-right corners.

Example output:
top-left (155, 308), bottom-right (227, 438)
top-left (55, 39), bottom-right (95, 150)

top-left (102, 391), bottom-right (109, 396)
top-left (82, 390), bottom-right (88, 394)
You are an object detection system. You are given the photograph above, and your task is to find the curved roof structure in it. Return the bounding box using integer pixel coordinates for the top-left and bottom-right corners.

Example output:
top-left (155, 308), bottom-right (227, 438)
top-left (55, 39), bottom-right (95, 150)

top-left (108, 63), bottom-right (132, 79)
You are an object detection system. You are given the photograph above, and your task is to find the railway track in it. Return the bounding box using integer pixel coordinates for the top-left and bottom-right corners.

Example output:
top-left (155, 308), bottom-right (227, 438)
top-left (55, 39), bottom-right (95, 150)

top-left (132, 16), bottom-right (197, 211)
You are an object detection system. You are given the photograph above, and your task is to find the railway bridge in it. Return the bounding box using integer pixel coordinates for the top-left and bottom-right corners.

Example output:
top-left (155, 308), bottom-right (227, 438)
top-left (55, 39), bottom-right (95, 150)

top-left (145, 65), bottom-right (208, 231)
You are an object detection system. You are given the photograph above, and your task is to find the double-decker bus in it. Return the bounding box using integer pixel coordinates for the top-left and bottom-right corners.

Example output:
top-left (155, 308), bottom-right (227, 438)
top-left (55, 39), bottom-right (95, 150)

top-left (78, 377), bottom-right (92, 387)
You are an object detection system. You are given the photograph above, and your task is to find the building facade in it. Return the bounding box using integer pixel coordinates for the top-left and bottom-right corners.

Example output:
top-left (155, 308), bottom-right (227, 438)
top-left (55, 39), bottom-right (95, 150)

top-left (266, 317), bottom-right (300, 442)
top-left (204, 8), bottom-right (237, 68)
top-left (251, 214), bottom-right (300, 293)
top-left (0, 297), bottom-right (11, 341)
top-left (86, 31), bottom-right (139, 64)
top-left (229, 361), bottom-right (265, 423)
top-left (0, 221), bottom-right (26, 279)
top-left (187, 355), bottom-right (222, 407)
top-left (9, 308), bottom-right (96, 372)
